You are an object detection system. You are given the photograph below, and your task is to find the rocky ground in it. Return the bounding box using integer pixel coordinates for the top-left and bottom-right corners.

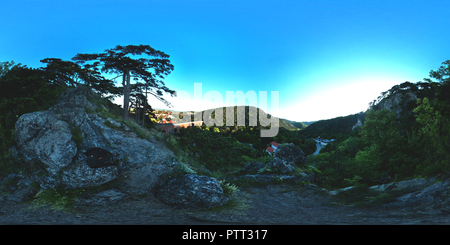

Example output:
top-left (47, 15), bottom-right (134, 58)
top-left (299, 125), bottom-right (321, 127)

top-left (1, 182), bottom-right (450, 225)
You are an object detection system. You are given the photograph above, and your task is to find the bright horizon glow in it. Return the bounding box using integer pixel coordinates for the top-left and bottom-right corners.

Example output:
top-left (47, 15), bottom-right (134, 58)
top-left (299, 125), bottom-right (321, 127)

top-left (2, 0), bottom-right (449, 122)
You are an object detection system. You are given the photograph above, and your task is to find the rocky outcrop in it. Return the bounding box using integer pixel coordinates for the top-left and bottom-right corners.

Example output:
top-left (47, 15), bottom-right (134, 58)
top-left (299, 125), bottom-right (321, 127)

top-left (328, 177), bottom-right (450, 213)
top-left (375, 90), bottom-right (418, 116)
top-left (239, 161), bottom-right (265, 175)
top-left (352, 118), bottom-right (363, 130)
top-left (14, 111), bottom-right (78, 176)
top-left (391, 180), bottom-right (450, 207)
top-left (272, 158), bottom-right (297, 175)
top-left (273, 143), bottom-right (307, 167)
top-left (329, 178), bottom-right (438, 196)
top-left (76, 189), bottom-right (128, 207)
top-left (13, 86), bottom-right (176, 193)
top-left (155, 174), bottom-right (230, 210)
top-left (268, 143), bottom-right (307, 174)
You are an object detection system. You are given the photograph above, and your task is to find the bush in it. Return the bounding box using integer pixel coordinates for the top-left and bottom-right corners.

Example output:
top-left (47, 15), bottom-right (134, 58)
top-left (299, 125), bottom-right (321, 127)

top-left (30, 188), bottom-right (85, 213)
top-left (219, 180), bottom-right (239, 196)
top-left (70, 125), bottom-right (83, 147)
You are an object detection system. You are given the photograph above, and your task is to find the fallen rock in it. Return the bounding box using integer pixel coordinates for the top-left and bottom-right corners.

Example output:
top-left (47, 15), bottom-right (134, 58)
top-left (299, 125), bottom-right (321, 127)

top-left (155, 174), bottom-right (230, 210)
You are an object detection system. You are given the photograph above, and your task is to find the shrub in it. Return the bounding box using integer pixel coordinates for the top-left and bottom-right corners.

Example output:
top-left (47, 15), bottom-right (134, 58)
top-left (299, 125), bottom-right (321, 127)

top-left (166, 135), bottom-right (180, 153)
top-left (30, 188), bottom-right (85, 213)
top-left (70, 125), bottom-right (83, 147)
top-left (219, 180), bottom-right (239, 196)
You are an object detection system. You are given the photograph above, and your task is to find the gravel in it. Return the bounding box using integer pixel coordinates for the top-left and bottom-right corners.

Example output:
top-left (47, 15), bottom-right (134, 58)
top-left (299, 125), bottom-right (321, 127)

top-left (1, 183), bottom-right (450, 225)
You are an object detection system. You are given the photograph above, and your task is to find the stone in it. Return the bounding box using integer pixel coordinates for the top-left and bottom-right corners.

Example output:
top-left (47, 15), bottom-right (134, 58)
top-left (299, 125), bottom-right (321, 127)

top-left (271, 158), bottom-right (296, 174)
top-left (273, 143), bottom-right (307, 166)
top-left (6, 187), bottom-right (37, 202)
top-left (13, 86), bottom-right (176, 191)
top-left (14, 111), bottom-right (78, 176)
top-left (242, 161), bottom-right (265, 175)
top-left (60, 163), bottom-right (119, 189)
top-left (76, 189), bottom-right (127, 207)
top-left (120, 160), bottom-right (176, 196)
top-left (391, 180), bottom-right (450, 207)
top-left (155, 174), bottom-right (230, 210)
top-left (369, 178), bottom-right (436, 192)
top-left (106, 118), bottom-right (122, 128)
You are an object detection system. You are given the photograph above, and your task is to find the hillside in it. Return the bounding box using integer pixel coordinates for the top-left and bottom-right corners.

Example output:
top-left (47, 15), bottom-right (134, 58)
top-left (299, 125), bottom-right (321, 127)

top-left (299, 112), bottom-right (365, 140)
top-left (160, 106), bottom-right (308, 131)
top-left (310, 60), bottom-right (450, 190)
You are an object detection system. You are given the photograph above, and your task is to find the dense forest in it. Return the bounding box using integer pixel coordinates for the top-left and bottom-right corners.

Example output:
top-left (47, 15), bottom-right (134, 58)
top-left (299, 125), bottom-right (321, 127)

top-left (299, 112), bottom-right (366, 140)
top-left (170, 105), bottom-right (317, 172)
top-left (311, 60), bottom-right (450, 188)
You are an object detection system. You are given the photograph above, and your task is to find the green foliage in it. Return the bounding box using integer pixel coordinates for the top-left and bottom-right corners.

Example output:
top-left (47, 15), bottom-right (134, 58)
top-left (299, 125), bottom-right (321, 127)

top-left (0, 65), bottom-right (68, 176)
top-left (30, 188), bottom-right (85, 213)
top-left (167, 162), bottom-right (197, 179)
top-left (179, 126), bottom-right (260, 171)
top-left (0, 61), bottom-right (21, 77)
top-left (414, 94), bottom-right (450, 175)
top-left (257, 164), bottom-right (281, 174)
top-left (272, 175), bottom-right (283, 184)
top-left (242, 154), bottom-right (273, 164)
top-left (165, 135), bottom-right (180, 153)
top-left (344, 175), bottom-right (362, 186)
top-left (359, 109), bottom-right (415, 178)
top-left (219, 180), bottom-right (239, 196)
top-left (313, 60), bottom-right (450, 189)
top-left (69, 125), bottom-right (83, 148)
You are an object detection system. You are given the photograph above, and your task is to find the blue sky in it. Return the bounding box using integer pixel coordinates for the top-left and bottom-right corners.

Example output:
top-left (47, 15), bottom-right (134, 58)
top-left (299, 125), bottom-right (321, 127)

top-left (1, 0), bottom-right (449, 122)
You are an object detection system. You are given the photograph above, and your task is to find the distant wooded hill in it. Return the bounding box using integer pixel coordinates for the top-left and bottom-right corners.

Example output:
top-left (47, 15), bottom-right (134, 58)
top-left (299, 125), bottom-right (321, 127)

top-left (299, 112), bottom-right (366, 140)
top-left (160, 106), bottom-right (309, 131)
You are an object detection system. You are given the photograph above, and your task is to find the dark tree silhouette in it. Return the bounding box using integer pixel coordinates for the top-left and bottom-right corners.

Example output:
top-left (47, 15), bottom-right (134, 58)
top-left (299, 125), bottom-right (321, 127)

top-left (72, 44), bottom-right (175, 120)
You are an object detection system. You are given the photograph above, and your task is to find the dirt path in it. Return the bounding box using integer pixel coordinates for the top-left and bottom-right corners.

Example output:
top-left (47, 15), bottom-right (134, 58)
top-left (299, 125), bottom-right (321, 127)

top-left (1, 183), bottom-right (449, 224)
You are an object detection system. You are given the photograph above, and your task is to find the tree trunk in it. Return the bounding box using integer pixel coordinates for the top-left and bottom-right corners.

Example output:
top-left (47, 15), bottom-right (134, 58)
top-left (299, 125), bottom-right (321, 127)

top-left (123, 70), bottom-right (131, 120)
top-left (137, 94), bottom-right (141, 124)
top-left (143, 85), bottom-right (147, 127)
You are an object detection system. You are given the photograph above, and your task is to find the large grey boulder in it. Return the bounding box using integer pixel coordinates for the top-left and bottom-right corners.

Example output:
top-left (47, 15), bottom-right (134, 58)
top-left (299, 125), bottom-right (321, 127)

top-left (15, 111), bottom-right (78, 176)
top-left (273, 143), bottom-right (307, 166)
top-left (155, 174), bottom-right (230, 210)
top-left (13, 86), bottom-right (176, 192)
top-left (271, 158), bottom-right (296, 174)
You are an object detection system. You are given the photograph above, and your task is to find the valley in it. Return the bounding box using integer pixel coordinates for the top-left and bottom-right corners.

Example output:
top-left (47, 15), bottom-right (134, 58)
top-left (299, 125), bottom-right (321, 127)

top-left (1, 56), bottom-right (450, 224)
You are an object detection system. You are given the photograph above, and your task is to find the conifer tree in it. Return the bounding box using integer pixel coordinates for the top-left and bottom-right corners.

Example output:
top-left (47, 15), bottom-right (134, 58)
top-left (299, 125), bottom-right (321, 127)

top-left (72, 44), bottom-right (175, 120)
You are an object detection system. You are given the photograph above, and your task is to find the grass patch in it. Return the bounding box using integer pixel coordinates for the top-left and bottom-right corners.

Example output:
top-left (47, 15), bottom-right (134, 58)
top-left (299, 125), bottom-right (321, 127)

top-left (69, 125), bottom-right (83, 147)
top-left (199, 192), bottom-right (250, 215)
top-left (29, 188), bottom-right (85, 213)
